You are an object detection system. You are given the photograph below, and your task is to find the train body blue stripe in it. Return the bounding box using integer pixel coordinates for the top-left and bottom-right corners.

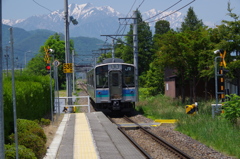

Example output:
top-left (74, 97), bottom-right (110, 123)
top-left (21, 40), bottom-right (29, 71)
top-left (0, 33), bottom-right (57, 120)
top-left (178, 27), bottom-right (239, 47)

top-left (95, 89), bottom-right (135, 98)
top-left (123, 89), bottom-right (135, 97)
top-left (96, 90), bottom-right (109, 97)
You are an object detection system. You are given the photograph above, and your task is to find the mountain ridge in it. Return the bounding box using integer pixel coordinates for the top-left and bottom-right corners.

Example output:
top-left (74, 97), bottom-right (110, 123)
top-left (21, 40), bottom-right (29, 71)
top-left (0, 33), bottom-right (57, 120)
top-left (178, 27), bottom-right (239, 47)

top-left (1, 24), bottom-right (104, 68)
top-left (2, 3), bottom-right (186, 39)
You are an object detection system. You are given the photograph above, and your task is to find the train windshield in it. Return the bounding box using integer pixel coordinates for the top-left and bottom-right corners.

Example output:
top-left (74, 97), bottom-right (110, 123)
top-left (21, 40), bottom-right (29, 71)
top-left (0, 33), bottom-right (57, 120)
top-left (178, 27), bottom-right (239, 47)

top-left (122, 65), bottom-right (135, 87)
top-left (96, 65), bottom-right (108, 88)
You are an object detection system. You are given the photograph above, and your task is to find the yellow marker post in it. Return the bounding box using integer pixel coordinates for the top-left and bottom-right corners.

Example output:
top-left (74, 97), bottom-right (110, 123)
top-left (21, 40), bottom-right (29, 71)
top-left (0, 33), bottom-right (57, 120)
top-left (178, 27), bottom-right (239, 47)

top-left (63, 63), bottom-right (73, 73)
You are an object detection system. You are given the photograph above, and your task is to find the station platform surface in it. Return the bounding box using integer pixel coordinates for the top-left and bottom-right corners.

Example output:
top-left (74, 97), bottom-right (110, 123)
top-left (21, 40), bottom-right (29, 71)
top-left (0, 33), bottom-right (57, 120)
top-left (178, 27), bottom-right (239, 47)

top-left (44, 112), bottom-right (145, 159)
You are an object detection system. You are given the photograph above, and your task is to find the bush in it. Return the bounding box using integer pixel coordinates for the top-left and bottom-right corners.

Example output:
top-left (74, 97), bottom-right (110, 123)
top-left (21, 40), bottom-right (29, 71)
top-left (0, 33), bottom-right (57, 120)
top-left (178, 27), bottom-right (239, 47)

top-left (9, 133), bottom-right (46, 159)
top-left (17, 119), bottom-right (47, 143)
top-left (222, 94), bottom-right (240, 124)
top-left (9, 119), bottom-right (47, 159)
top-left (40, 118), bottom-right (51, 126)
top-left (5, 144), bottom-right (37, 159)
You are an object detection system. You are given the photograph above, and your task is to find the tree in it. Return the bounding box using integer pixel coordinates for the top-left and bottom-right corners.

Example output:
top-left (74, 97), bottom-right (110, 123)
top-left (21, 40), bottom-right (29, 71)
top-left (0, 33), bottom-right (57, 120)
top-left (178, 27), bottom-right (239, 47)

top-left (144, 20), bottom-right (170, 96)
top-left (180, 7), bottom-right (204, 32)
top-left (214, 2), bottom-right (240, 95)
top-left (154, 27), bottom-right (214, 103)
top-left (121, 10), bottom-right (153, 84)
top-left (26, 33), bottom-right (74, 89)
top-left (145, 59), bottom-right (164, 96)
top-left (154, 20), bottom-right (170, 35)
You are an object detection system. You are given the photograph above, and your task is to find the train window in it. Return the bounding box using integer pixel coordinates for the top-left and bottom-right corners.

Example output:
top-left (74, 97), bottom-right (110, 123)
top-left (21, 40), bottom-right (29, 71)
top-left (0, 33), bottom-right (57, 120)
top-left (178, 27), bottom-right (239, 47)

top-left (122, 65), bottom-right (135, 87)
top-left (112, 73), bottom-right (119, 86)
top-left (96, 65), bottom-right (108, 88)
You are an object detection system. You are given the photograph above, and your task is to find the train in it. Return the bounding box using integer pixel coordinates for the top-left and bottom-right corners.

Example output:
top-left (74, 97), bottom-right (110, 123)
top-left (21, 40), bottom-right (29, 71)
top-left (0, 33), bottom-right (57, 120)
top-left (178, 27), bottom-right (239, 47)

top-left (86, 58), bottom-right (137, 111)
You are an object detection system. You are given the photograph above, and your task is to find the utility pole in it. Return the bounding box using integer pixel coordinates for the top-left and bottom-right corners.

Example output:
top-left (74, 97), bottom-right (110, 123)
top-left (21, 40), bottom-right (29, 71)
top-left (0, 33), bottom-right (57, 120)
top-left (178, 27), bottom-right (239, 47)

top-left (112, 39), bottom-right (115, 59)
top-left (72, 50), bottom-right (75, 93)
top-left (5, 46), bottom-right (9, 77)
top-left (101, 10), bottom-right (139, 101)
top-left (64, 0), bottom-right (72, 108)
top-left (0, 0), bottom-right (5, 157)
top-left (25, 51), bottom-right (31, 67)
top-left (133, 10), bottom-right (139, 102)
top-left (10, 27), bottom-right (19, 159)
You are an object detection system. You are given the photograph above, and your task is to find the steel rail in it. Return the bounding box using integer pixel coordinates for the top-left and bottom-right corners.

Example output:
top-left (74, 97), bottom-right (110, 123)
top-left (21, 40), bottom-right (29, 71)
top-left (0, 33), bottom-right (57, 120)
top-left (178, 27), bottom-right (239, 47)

top-left (123, 116), bottom-right (193, 159)
top-left (108, 116), bottom-right (152, 159)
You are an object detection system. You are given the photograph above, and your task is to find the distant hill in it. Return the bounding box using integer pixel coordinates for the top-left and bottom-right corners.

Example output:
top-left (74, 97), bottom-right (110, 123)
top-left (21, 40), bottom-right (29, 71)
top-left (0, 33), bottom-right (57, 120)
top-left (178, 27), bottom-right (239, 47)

top-left (2, 24), bottom-right (105, 69)
top-left (3, 3), bottom-right (189, 39)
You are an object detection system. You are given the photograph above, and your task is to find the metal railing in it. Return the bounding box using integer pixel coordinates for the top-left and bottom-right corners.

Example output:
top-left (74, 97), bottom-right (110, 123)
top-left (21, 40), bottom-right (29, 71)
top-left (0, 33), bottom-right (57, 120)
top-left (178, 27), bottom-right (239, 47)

top-left (55, 96), bottom-right (90, 113)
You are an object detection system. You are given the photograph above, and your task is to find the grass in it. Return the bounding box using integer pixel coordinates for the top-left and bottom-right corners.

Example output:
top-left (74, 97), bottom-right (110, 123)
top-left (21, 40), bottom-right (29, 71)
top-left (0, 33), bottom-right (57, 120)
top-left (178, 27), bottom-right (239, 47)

top-left (58, 90), bottom-right (67, 97)
top-left (136, 89), bottom-right (240, 158)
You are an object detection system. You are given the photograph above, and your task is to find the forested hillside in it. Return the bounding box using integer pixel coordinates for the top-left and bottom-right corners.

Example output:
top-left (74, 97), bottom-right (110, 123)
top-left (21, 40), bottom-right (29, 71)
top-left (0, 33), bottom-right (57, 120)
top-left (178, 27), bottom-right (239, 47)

top-left (2, 24), bottom-right (104, 68)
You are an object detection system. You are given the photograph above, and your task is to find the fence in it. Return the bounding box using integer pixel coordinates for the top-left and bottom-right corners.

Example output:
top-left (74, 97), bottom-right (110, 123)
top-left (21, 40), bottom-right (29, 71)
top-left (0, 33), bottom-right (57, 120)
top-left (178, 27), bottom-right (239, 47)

top-left (54, 96), bottom-right (90, 113)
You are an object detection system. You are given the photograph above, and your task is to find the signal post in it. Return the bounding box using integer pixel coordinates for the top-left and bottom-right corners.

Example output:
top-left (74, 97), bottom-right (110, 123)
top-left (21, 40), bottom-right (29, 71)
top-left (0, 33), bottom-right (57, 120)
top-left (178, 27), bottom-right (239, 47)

top-left (213, 50), bottom-right (227, 118)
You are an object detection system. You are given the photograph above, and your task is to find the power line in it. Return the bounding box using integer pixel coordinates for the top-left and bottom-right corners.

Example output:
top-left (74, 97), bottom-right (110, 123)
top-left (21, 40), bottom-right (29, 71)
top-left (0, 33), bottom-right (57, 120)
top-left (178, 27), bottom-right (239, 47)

top-left (113, 0), bottom-right (137, 40)
top-left (32, 0), bottom-right (53, 13)
top-left (126, 0), bottom-right (137, 17)
top-left (145, 0), bottom-right (196, 24)
top-left (102, 0), bottom-right (138, 51)
top-left (136, 0), bottom-right (145, 10)
top-left (144, 0), bottom-right (182, 21)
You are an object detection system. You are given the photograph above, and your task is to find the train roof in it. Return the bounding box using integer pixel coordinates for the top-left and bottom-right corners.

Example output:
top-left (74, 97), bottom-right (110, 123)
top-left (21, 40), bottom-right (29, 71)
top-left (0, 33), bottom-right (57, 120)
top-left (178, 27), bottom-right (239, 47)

top-left (102, 58), bottom-right (124, 63)
top-left (87, 58), bottom-right (134, 72)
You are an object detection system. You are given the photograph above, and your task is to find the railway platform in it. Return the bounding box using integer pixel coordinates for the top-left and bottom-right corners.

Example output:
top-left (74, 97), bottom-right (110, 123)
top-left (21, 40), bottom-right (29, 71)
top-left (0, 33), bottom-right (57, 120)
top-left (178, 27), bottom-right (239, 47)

top-left (44, 112), bottom-right (145, 159)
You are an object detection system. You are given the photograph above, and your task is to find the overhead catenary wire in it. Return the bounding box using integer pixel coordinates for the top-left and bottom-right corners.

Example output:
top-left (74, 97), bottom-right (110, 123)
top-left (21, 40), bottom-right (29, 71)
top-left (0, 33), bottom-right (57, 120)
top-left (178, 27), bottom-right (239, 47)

top-left (32, 0), bottom-right (53, 13)
top-left (113, 0), bottom-right (137, 39)
top-left (145, 0), bottom-right (196, 24)
top-left (136, 0), bottom-right (145, 10)
top-left (114, 0), bottom-right (137, 38)
top-left (101, 0), bottom-right (139, 53)
top-left (144, 0), bottom-right (182, 21)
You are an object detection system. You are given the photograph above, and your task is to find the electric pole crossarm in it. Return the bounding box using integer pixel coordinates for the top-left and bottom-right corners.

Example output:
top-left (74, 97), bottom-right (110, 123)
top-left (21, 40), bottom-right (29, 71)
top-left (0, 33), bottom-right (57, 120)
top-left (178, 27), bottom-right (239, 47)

top-left (101, 35), bottom-right (134, 48)
top-left (101, 34), bottom-right (135, 36)
top-left (119, 18), bottom-right (137, 20)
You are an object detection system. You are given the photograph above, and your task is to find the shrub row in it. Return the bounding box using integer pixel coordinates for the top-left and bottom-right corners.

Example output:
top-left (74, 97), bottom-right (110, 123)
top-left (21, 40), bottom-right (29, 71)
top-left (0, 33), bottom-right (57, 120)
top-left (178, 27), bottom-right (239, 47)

top-left (6, 119), bottom-right (49, 159)
top-left (3, 75), bottom-right (53, 141)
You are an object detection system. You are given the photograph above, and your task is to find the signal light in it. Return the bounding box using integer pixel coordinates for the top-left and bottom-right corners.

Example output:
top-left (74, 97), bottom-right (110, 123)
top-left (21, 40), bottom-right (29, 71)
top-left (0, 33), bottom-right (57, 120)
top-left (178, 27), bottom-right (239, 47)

top-left (46, 64), bottom-right (51, 70)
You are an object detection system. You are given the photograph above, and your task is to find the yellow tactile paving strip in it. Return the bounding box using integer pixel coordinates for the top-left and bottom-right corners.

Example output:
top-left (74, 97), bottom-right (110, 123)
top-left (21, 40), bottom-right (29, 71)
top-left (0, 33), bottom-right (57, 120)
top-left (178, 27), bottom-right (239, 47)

top-left (74, 113), bottom-right (98, 159)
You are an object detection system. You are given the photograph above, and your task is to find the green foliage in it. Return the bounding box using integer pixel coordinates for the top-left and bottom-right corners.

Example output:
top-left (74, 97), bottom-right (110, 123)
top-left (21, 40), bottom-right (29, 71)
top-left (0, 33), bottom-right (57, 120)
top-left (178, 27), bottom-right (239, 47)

top-left (215, 3), bottom-right (240, 61)
top-left (9, 119), bottom-right (47, 159)
top-left (154, 20), bottom-right (170, 35)
top-left (39, 118), bottom-right (51, 126)
top-left (144, 62), bottom-right (164, 96)
top-left (16, 119), bottom-right (47, 143)
top-left (177, 115), bottom-right (240, 158)
top-left (9, 133), bottom-right (46, 159)
top-left (137, 91), bottom-right (240, 158)
top-left (136, 89), bottom-right (185, 119)
top-left (5, 144), bottom-right (37, 159)
top-left (222, 94), bottom-right (240, 124)
top-left (3, 75), bottom-right (52, 141)
top-left (180, 7), bottom-right (204, 32)
top-left (25, 33), bottom-right (73, 89)
top-left (121, 10), bottom-right (153, 77)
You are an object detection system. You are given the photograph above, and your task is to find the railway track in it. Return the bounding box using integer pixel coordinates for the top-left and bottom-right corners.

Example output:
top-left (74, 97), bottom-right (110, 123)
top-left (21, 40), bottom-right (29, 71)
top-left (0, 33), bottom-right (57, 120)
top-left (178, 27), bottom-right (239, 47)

top-left (77, 82), bottom-right (88, 94)
top-left (109, 116), bottom-right (193, 159)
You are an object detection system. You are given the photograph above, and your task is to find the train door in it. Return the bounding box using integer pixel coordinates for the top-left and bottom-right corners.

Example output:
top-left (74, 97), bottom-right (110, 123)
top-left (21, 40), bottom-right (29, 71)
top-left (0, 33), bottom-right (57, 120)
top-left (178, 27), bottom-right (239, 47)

top-left (109, 71), bottom-right (122, 101)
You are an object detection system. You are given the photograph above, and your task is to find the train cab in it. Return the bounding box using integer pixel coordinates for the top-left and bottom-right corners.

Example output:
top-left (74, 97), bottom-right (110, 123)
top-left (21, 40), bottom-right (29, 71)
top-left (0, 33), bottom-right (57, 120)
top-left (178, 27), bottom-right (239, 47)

top-left (87, 58), bottom-right (137, 111)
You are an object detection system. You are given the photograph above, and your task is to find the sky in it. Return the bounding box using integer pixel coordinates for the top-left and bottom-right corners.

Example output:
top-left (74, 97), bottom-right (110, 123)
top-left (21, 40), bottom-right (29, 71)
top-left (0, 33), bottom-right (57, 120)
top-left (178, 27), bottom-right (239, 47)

top-left (2, 0), bottom-right (240, 25)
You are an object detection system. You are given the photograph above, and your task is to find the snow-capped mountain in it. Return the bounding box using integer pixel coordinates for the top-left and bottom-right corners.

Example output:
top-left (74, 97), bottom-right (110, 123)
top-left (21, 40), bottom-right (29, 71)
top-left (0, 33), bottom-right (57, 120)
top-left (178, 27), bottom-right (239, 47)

top-left (142, 9), bottom-right (183, 28)
top-left (3, 3), bottom-right (186, 39)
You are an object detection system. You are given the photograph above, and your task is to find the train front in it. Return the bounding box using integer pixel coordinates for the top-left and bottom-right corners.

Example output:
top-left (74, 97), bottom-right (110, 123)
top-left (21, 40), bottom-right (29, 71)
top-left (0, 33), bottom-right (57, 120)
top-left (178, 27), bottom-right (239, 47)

top-left (95, 62), bottom-right (137, 111)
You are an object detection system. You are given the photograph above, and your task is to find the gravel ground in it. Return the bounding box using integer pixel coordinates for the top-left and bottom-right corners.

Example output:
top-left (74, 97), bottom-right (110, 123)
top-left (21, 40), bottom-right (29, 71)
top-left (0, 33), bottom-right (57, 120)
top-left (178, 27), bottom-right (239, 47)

top-left (129, 114), bottom-right (235, 159)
